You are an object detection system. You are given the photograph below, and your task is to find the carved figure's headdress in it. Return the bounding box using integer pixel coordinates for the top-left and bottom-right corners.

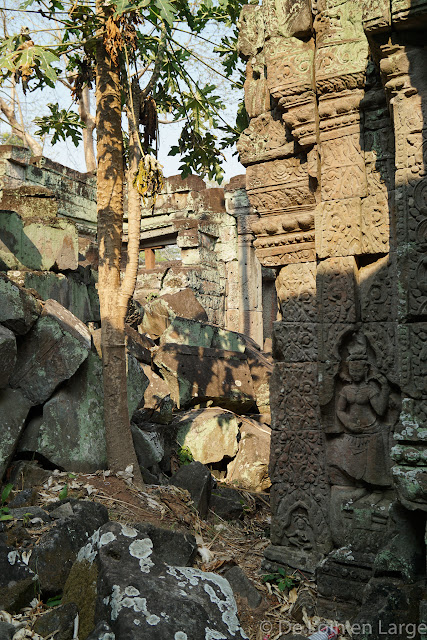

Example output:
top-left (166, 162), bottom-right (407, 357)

top-left (346, 332), bottom-right (368, 361)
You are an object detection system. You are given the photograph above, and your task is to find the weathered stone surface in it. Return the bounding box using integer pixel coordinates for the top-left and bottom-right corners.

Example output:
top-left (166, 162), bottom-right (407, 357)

top-left (160, 316), bottom-right (215, 348)
top-left (0, 539), bottom-right (38, 612)
top-left (154, 344), bottom-right (255, 411)
top-left (0, 389), bottom-right (32, 481)
top-left (133, 522), bottom-right (197, 567)
top-left (169, 461), bottom-right (213, 518)
top-left (18, 350), bottom-right (148, 472)
top-left (63, 521), bottom-right (247, 640)
top-left (0, 273), bottom-right (41, 335)
top-left (137, 364), bottom-right (174, 424)
top-left (140, 298), bottom-right (174, 338)
top-left (245, 344), bottom-right (273, 411)
top-left (158, 288), bottom-right (208, 322)
top-left (8, 269), bottom-right (100, 324)
top-left (174, 407), bottom-right (240, 464)
top-left (223, 566), bottom-right (262, 609)
top-left (0, 621), bottom-right (16, 640)
top-left (124, 325), bottom-right (152, 364)
top-left (226, 418), bottom-right (271, 492)
top-left (0, 325), bottom-right (16, 388)
top-left (210, 486), bottom-right (246, 520)
top-left (29, 499), bottom-right (109, 595)
top-left (160, 316), bottom-right (247, 354)
top-left (131, 424), bottom-right (164, 470)
top-left (34, 603), bottom-right (79, 640)
top-left (0, 210), bottom-right (78, 271)
top-left (10, 299), bottom-right (91, 405)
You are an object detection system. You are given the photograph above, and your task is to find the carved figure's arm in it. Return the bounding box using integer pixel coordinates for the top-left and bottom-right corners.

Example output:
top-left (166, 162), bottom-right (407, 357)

top-left (369, 373), bottom-right (389, 416)
top-left (336, 389), bottom-right (352, 429)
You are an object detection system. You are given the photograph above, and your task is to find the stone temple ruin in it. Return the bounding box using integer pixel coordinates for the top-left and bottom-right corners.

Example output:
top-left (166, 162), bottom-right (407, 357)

top-left (1, 0), bottom-right (427, 633)
top-left (237, 0), bottom-right (427, 631)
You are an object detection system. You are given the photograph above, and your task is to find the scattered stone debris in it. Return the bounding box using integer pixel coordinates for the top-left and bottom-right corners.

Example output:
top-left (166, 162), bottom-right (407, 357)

top-left (0, 469), bottom-right (351, 639)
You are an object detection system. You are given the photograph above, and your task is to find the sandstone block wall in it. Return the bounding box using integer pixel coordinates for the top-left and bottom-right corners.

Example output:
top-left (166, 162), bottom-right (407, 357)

top-left (238, 0), bottom-right (427, 627)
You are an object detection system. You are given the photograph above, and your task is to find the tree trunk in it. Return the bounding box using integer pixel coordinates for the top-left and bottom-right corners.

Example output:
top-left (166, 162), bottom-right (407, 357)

top-left (95, 0), bottom-right (143, 486)
top-left (79, 86), bottom-right (96, 173)
top-left (0, 97), bottom-right (43, 156)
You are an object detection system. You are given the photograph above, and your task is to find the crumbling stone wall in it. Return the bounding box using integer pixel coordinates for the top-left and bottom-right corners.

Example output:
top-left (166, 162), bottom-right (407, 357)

top-left (0, 146), bottom-right (99, 323)
top-left (135, 173), bottom-right (269, 346)
top-left (238, 0), bottom-right (427, 627)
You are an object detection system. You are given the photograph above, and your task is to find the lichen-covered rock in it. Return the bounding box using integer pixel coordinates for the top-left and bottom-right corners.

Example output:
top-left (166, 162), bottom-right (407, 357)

top-left (0, 539), bottom-right (38, 612)
top-left (174, 407), bottom-right (239, 464)
top-left (0, 273), bottom-right (41, 335)
top-left (63, 522), bottom-right (248, 640)
top-left (226, 418), bottom-right (271, 492)
top-left (17, 350), bottom-right (148, 472)
top-left (10, 299), bottom-right (91, 405)
top-left (0, 210), bottom-right (78, 271)
top-left (160, 316), bottom-right (247, 354)
top-left (0, 388), bottom-right (32, 481)
top-left (0, 325), bottom-right (16, 388)
top-left (29, 499), bottom-right (109, 595)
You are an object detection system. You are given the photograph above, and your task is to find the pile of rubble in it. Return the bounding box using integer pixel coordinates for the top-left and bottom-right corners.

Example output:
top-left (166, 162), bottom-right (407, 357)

top-left (0, 272), bottom-right (272, 493)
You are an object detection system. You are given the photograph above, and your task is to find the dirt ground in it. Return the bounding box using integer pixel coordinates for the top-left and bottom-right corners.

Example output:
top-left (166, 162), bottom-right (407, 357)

top-left (2, 470), bottom-right (349, 640)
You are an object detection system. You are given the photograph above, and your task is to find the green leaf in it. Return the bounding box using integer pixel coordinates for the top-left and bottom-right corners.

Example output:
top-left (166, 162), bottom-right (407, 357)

top-left (1, 483), bottom-right (13, 504)
top-left (58, 486), bottom-right (68, 500)
top-left (261, 573), bottom-right (277, 583)
top-left (154, 0), bottom-right (176, 24)
top-left (0, 514), bottom-right (13, 522)
top-left (46, 595), bottom-right (62, 607)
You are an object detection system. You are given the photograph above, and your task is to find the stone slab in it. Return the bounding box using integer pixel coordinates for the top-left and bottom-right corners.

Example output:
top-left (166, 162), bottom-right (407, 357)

top-left (10, 299), bottom-right (91, 405)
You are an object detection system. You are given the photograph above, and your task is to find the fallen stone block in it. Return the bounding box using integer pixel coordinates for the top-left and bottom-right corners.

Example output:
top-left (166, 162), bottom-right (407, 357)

top-left (131, 424), bottom-right (164, 470)
top-left (8, 270), bottom-right (100, 324)
top-left (0, 210), bottom-right (78, 271)
top-left (0, 325), bottom-right (16, 388)
top-left (210, 486), bottom-right (246, 520)
top-left (140, 288), bottom-right (210, 338)
top-left (159, 288), bottom-right (208, 321)
top-left (0, 273), bottom-right (41, 335)
top-left (17, 350), bottom-right (148, 473)
top-left (8, 460), bottom-right (51, 491)
top-left (63, 521), bottom-right (248, 640)
top-left (10, 299), bottom-right (91, 405)
top-left (160, 315), bottom-right (215, 348)
top-left (29, 499), bottom-right (109, 595)
top-left (0, 621), bottom-right (16, 640)
top-left (133, 522), bottom-right (197, 566)
top-left (0, 539), bottom-right (38, 612)
top-left (140, 297), bottom-right (176, 338)
top-left (34, 603), bottom-right (79, 640)
top-left (174, 407), bottom-right (239, 464)
top-left (135, 364), bottom-right (174, 424)
top-left (224, 566), bottom-right (263, 609)
top-left (226, 417), bottom-right (271, 492)
top-left (169, 460), bottom-right (213, 518)
top-left (0, 388), bottom-right (32, 481)
top-left (154, 344), bottom-right (255, 411)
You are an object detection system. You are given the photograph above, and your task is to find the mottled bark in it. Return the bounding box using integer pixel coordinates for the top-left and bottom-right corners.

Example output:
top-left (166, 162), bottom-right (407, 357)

top-left (79, 86), bottom-right (96, 173)
top-left (95, 0), bottom-right (143, 486)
